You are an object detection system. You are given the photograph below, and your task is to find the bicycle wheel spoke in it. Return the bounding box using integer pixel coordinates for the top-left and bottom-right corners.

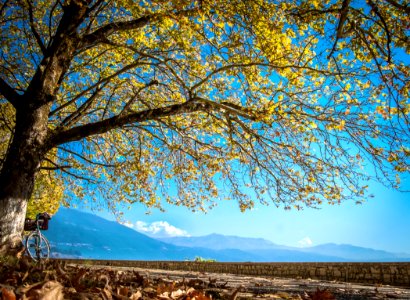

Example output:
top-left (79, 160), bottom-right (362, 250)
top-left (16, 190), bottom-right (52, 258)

top-left (25, 232), bottom-right (50, 262)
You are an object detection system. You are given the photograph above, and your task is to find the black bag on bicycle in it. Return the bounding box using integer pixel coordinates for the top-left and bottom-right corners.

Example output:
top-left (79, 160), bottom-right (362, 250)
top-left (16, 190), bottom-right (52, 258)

top-left (38, 212), bottom-right (51, 230)
top-left (24, 218), bottom-right (36, 231)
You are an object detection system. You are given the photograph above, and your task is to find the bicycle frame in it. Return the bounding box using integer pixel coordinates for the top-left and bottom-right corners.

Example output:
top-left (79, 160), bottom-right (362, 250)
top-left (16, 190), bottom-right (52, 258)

top-left (24, 213), bottom-right (51, 262)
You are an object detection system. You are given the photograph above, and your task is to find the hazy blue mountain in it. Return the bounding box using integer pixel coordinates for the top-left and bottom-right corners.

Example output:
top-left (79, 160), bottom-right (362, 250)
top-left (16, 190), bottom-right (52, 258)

top-left (159, 234), bottom-right (289, 250)
top-left (158, 235), bottom-right (347, 261)
top-left (46, 208), bottom-right (177, 260)
top-left (43, 208), bottom-right (410, 262)
top-left (159, 235), bottom-right (410, 262)
top-left (45, 208), bottom-right (259, 261)
top-left (299, 243), bottom-right (410, 262)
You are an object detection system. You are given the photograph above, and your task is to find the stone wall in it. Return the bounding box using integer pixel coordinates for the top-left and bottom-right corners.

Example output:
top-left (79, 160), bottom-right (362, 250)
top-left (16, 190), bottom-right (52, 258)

top-left (61, 260), bottom-right (410, 287)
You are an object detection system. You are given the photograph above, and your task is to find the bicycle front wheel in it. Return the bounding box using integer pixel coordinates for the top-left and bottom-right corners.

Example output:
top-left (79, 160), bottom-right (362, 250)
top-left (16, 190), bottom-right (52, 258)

top-left (25, 232), bottom-right (50, 262)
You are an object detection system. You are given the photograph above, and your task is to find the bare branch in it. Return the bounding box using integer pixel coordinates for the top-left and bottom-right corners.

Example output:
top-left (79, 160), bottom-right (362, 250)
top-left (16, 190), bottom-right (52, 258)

top-left (47, 0), bottom-right (61, 47)
top-left (86, 0), bottom-right (106, 15)
top-left (57, 146), bottom-right (117, 168)
top-left (191, 62), bottom-right (348, 92)
top-left (119, 80), bottom-right (159, 116)
top-left (0, 0), bottom-right (10, 17)
top-left (191, 63), bottom-right (266, 91)
top-left (84, 0), bottom-right (112, 35)
top-left (0, 77), bottom-right (20, 108)
top-left (59, 82), bottom-right (107, 128)
top-left (43, 157), bottom-right (97, 183)
top-left (49, 61), bottom-right (143, 117)
top-left (367, 0), bottom-right (392, 63)
top-left (40, 165), bottom-right (71, 170)
top-left (26, 0), bottom-right (47, 55)
top-left (41, 157), bottom-right (72, 170)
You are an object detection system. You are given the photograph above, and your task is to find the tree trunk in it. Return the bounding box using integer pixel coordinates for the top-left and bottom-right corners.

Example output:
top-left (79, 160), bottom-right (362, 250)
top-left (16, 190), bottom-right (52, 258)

top-left (0, 0), bottom-right (90, 255)
top-left (0, 103), bottom-right (50, 255)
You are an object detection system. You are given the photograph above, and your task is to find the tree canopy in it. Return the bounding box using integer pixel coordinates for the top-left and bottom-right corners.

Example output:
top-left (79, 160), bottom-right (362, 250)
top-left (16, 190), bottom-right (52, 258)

top-left (0, 0), bottom-right (409, 215)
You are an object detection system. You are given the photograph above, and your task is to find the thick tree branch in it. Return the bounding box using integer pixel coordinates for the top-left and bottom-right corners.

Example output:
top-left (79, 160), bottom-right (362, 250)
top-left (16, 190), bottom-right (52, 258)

top-left (367, 0), bottom-right (392, 63)
top-left (287, 7), bottom-right (340, 21)
top-left (384, 0), bottom-right (410, 15)
top-left (194, 97), bottom-right (257, 121)
top-left (78, 7), bottom-right (200, 51)
top-left (49, 100), bottom-right (212, 146)
top-left (328, 0), bottom-right (351, 59)
top-left (0, 77), bottom-right (20, 108)
top-left (25, 0), bottom-right (90, 104)
top-left (79, 15), bottom-right (152, 50)
top-left (336, 0), bottom-right (351, 38)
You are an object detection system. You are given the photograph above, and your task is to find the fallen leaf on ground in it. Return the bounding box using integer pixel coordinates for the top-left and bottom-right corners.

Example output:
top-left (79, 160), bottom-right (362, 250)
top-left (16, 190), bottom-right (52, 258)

top-left (1, 287), bottom-right (16, 300)
top-left (309, 288), bottom-right (336, 300)
top-left (24, 281), bottom-right (64, 300)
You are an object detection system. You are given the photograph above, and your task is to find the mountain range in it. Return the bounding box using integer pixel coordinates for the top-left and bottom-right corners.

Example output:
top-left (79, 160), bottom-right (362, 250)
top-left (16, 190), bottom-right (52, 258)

top-left (45, 208), bottom-right (410, 262)
top-left (160, 234), bottom-right (410, 262)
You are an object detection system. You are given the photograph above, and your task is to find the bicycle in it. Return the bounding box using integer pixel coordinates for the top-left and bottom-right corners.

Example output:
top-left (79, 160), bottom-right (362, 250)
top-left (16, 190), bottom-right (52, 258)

top-left (23, 212), bottom-right (51, 262)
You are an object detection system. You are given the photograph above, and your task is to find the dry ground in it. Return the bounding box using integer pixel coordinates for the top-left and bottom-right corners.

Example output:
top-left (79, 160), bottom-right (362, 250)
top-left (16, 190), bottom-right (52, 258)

top-left (1, 259), bottom-right (410, 299)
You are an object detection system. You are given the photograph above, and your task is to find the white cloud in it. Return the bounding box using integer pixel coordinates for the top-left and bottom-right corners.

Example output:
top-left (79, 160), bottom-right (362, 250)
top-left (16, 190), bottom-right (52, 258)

top-left (128, 220), bottom-right (190, 238)
top-left (298, 236), bottom-right (313, 247)
top-left (121, 220), bottom-right (134, 228)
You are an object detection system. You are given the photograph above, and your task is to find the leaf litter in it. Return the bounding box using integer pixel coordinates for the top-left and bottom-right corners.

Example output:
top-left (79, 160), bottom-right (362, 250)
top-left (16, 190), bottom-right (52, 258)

top-left (0, 258), bottom-right (409, 299)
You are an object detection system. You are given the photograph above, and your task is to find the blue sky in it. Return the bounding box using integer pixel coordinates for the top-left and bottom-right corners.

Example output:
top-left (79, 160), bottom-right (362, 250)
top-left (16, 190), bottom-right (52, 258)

top-left (87, 176), bottom-right (410, 254)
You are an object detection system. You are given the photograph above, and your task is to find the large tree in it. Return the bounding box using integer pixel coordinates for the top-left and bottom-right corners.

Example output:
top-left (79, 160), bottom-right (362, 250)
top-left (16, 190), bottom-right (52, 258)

top-left (1, 103), bottom-right (62, 220)
top-left (0, 0), bottom-right (409, 254)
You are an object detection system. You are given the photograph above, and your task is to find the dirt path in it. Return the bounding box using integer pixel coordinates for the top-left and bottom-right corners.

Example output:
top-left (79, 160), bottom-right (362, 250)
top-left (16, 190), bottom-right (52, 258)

top-left (87, 264), bottom-right (410, 299)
